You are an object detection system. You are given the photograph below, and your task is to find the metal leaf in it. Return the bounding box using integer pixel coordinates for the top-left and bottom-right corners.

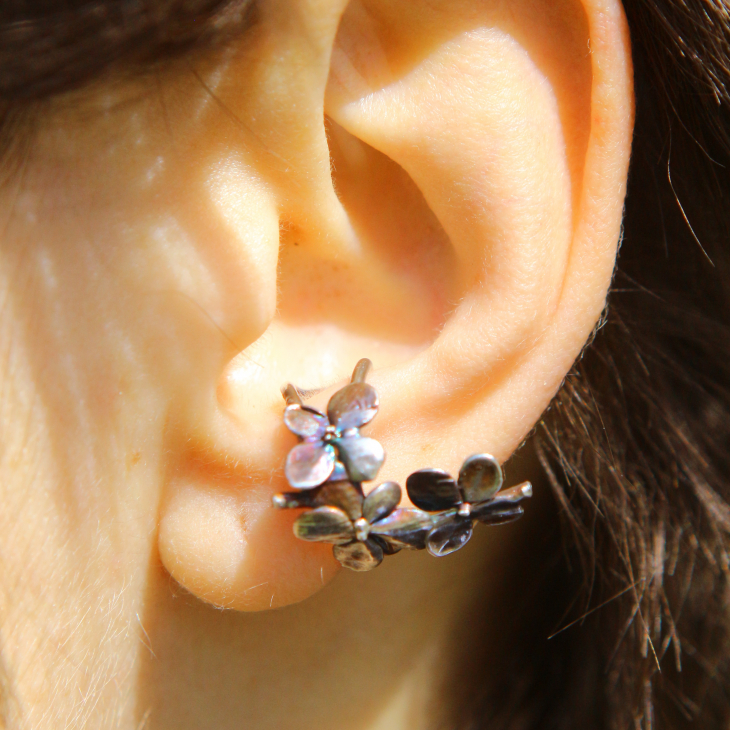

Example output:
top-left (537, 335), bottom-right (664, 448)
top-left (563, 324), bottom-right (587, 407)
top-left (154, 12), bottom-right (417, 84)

top-left (458, 454), bottom-right (503, 504)
top-left (293, 506), bottom-right (354, 544)
top-left (333, 539), bottom-right (384, 571)
top-left (285, 441), bottom-right (336, 489)
top-left (405, 469), bottom-right (461, 512)
top-left (485, 481), bottom-right (532, 505)
top-left (327, 382), bottom-right (379, 430)
top-left (370, 508), bottom-right (434, 549)
top-left (426, 517), bottom-right (473, 557)
top-left (283, 405), bottom-right (328, 439)
top-left (470, 482), bottom-right (531, 522)
top-left (313, 481), bottom-right (364, 520)
top-left (363, 481), bottom-right (401, 524)
top-left (471, 504), bottom-right (524, 525)
top-left (335, 436), bottom-right (385, 483)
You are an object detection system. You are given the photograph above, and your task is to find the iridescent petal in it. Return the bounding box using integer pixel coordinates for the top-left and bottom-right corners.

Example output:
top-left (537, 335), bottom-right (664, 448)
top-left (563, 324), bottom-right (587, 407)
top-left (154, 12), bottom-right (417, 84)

top-left (327, 460), bottom-right (349, 482)
top-left (370, 508), bottom-right (434, 549)
top-left (405, 469), bottom-right (461, 512)
top-left (327, 382), bottom-right (379, 430)
top-left (335, 436), bottom-right (385, 483)
top-left (363, 481), bottom-right (401, 524)
top-left (293, 506), bottom-right (354, 544)
top-left (285, 442), bottom-right (336, 489)
top-left (283, 405), bottom-right (328, 440)
top-left (457, 454), bottom-right (503, 504)
top-left (333, 539), bottom-right (384, 571)
top-left (426, 517), bottom-right (473, 557)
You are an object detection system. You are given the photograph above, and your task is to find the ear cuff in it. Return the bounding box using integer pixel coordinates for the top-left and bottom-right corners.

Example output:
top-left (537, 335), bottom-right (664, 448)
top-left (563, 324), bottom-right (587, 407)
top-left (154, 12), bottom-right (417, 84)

top-left (272, 359), bottom-right (532, 572)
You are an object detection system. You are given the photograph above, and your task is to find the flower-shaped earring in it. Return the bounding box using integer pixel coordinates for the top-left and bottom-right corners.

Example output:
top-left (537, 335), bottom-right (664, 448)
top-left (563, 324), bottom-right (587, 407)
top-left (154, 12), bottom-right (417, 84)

top-left (291, 480), bottom-right (434, 571)
top-left (273, 358), bottom-right (533, 572)
top-left (282, 359), bottom-right (385, 488)
top-left (406, 454), bottom-right (533, 557)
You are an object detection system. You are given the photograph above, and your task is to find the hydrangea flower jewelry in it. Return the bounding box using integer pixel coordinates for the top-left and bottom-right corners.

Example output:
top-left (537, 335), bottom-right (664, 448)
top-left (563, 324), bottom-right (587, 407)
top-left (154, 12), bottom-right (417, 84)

top-left (272, 359), bottom-right (533, 571)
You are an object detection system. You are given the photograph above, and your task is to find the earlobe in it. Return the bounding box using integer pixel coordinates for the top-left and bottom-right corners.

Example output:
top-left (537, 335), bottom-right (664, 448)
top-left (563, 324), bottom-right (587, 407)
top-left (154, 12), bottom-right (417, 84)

top-left (157, 0), bottom-right (632, 610)
top-left (158, 467), bottom-right (341, 610)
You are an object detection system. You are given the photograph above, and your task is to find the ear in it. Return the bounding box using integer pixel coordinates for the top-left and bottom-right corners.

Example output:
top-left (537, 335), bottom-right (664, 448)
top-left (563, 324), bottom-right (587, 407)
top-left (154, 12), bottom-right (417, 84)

top-left (157, 0), bottom-right (633, 610)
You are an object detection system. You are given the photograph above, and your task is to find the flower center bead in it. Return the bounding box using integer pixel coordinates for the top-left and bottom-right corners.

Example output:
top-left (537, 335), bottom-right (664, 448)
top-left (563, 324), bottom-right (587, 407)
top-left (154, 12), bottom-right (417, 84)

top-left (354, 517), bottom-right (370, 542)
top-left (323, 425), bottom-right (339, 443)
top-left (458, 503), bottom-right (472, 518)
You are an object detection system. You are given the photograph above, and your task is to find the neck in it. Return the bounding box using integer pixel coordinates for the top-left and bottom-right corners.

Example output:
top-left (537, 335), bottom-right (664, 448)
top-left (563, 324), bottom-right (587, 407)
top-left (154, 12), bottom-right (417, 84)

top-left (137, 539), bottom-right (505, 730)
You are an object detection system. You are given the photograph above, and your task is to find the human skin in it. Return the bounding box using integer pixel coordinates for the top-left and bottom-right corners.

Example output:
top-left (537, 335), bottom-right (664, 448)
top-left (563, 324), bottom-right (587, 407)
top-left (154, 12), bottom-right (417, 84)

top-left (0, 0), bottom-right (632, 727)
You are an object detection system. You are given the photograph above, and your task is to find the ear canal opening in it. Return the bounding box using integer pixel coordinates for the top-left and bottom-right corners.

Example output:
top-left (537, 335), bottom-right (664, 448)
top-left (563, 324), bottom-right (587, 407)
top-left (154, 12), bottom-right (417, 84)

top-left (238, 113), bottom-right (460, 396)
top-left (311, 112), bottom-right (459, 339)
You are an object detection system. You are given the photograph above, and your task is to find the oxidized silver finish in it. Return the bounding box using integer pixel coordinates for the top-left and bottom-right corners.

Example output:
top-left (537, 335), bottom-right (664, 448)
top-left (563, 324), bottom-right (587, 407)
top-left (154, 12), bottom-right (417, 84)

top-left (282, 367), bottom-right (384, 490)
top-left (273, 359), bottom-right (533, 571)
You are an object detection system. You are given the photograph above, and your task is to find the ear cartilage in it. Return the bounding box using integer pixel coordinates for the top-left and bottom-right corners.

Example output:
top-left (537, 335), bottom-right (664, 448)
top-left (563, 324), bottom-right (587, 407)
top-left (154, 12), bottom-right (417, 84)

top-left (272, 359), bottom-right (532, 572)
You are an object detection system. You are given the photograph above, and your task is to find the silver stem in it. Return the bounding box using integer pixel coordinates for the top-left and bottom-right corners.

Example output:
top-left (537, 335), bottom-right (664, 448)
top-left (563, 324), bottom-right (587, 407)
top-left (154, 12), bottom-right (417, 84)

top-left (351, 358), bottom-right (372, 384)
top-left (282, 383), bottom-right (303, 406)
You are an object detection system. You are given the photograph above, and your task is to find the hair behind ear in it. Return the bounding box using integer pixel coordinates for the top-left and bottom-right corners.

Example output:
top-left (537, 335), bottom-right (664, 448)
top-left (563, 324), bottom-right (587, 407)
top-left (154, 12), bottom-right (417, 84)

top-left (504, 2), bottom-right (730, 728)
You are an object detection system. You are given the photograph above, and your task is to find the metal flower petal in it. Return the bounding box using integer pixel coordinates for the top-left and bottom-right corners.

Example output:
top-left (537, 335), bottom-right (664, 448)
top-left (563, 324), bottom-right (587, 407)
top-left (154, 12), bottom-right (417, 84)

top-left (328, 460), bottom-right (349, 482)
top-left (363, 481), bottom-right (401, 524)
top-left (370, 508), bottom-right (434, 550)
top-left (285, 441), bottom-right (336, 489)
top-left (327, 382), bottom-right (379, 431)
top-left (293, 506), bottom-right (355, 544)
top-left (457, 454), bottom-right (503, 504)
top-left (283, 405), bottom-right (329, 440)
top-left (334, 435), bottom-right (385, 483)
top-left (333, 539), bottom-right (384, 571)
top-left (405, 469), bottom-right (462, 512)
top-left (426, 517), bottom-right (473, 557)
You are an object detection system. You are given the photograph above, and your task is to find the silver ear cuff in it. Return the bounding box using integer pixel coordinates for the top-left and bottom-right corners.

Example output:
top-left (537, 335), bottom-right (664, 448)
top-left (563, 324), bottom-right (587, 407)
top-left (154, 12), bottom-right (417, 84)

top-left (272, 359), bottom-right (532, 572)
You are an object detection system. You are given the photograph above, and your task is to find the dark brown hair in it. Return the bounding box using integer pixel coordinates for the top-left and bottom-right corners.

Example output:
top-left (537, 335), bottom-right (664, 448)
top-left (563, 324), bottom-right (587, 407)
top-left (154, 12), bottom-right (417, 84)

top-left (1, 1), bottom-right (729, 728)
top-left (0, 0), bottom-right (255, 99)
top-left (525, 2), bottom-right (730, 727)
